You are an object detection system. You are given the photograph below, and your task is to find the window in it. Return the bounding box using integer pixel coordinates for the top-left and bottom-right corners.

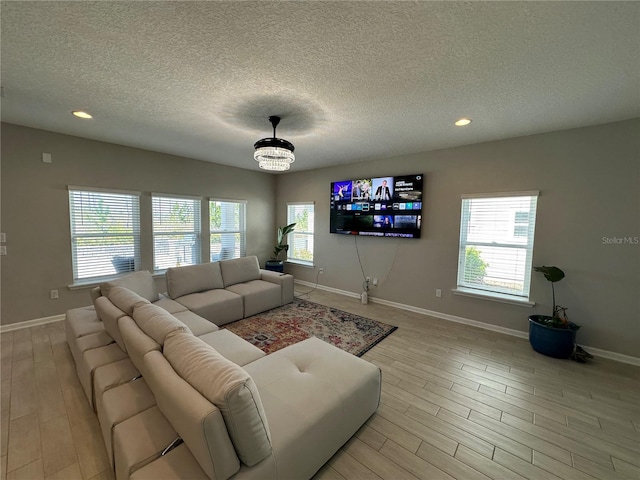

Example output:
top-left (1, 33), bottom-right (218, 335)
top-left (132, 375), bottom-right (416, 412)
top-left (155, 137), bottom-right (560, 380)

top-left (68, 187), bottom-right (141, 283)
top-left (210, 200), bottom-right (246, 261)
top-left (456, 191), bottom-right (539, 302)
top-left (152, 194), bottom-right (201, 271)
top-left (287, 203), bottom-right (314, 264)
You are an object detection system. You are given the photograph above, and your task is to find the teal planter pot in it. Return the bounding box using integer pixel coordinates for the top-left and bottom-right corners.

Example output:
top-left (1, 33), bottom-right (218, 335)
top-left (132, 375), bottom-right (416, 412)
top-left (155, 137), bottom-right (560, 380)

top-left (528, 315), bottom-right (579, 359)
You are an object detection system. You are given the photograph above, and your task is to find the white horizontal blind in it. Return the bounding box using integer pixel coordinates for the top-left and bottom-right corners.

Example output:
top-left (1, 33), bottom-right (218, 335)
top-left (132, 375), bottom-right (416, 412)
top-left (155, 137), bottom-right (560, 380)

top-left (152, 195), bottom-right (201, 271)
top-left (210, 200), bottom-right (246, 261)
top-left (457, 192), bottom-right (538, 299)
top-left (69, 188), bottom-right (141, 282)
top-left (287, 203), bottom-right (314, 263)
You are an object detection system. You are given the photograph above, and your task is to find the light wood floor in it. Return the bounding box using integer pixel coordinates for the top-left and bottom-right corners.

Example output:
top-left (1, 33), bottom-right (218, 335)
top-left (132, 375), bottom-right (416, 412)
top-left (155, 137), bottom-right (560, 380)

top-left (1, 288), bottom-right (639, 480)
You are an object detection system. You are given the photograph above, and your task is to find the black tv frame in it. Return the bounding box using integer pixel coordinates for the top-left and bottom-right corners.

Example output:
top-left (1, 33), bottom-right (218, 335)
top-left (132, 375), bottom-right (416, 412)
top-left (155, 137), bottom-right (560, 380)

top-left (330, 174), bottom-right (423, 238)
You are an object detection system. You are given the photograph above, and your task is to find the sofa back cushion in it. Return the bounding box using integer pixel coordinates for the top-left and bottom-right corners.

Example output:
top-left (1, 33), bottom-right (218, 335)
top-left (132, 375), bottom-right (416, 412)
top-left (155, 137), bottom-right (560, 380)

top-left (94, 296), bottom-right (129, 352)
top-left (118, 316), bottom-right (161, 374)
top-left (108, 286), bottom-right (150, 316)
top-left (132, 303), bottom-right (191, 346)
top-left (89, 287), bottom-right (103, 320)
top-left (143, 350), bottom-right (240, 480)
top-left (164, 333), bottom-right (272, 467)
top-left (166, 262), bottom-right (225, 299)
top-left (220, 256), bottom-right (260, 288)
top-left (100, 270), bottom-right (159, 302)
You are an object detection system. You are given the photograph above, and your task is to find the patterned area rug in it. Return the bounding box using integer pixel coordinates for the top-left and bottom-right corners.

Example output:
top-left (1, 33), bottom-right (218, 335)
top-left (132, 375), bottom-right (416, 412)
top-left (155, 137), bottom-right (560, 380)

top-left (223, 298), bottom-right (397, 357)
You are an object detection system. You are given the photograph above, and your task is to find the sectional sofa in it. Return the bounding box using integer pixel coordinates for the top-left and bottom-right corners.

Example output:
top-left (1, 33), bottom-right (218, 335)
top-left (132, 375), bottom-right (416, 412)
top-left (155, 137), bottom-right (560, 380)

top-left (65, 256), bottom-right (382, 480)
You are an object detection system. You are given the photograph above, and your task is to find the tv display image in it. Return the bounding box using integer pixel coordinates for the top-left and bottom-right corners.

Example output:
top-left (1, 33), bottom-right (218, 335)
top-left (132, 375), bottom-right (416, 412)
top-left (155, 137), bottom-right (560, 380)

top-left (330, 174), bottom-right (423, 238)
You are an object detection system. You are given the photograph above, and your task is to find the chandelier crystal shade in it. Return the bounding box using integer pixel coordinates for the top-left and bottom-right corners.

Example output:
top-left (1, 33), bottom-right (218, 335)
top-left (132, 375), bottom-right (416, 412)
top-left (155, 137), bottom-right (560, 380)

top-left (254, 116), bottom-right (295, 171)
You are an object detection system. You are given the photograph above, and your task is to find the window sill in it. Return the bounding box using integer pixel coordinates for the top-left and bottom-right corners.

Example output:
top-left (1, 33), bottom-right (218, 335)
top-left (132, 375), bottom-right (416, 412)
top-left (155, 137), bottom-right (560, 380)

top-left (68, 276), bottom-right (122, 290)
top-left (68, 271), bottom-right (165, 290)
top-left (68, 281), bottom-right (102, 290)
top-left (286, 260), bottom-right (315, 268)
top-left (452, 288), bottom-right (535, 307)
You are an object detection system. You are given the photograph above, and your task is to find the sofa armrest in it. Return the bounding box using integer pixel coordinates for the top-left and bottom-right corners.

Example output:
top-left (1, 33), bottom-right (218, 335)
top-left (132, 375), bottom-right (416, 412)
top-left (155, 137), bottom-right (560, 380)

top-left (259, 270), bottom-right (294, 305)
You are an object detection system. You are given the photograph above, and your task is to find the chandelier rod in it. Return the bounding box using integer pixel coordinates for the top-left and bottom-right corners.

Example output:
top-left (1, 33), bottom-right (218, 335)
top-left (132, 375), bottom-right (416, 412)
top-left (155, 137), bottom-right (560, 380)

top-left (268, 116), bottom-right (281, 138)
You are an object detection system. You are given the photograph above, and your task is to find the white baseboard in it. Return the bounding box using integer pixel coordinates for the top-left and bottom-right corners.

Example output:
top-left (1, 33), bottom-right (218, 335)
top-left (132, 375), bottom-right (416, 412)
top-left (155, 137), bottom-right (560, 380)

top-left (5, 284), bottom-right (639, 367)
top-left (1, 314), bottom-right (66, 333)
top-left (295, 280), bottom-right (361, 299)
top-left (576, 346), bottom-right (640, 366)
top-left (369, 295), bottom-right (530, 340)
top-left (294, 280), bottom-right (640, 367)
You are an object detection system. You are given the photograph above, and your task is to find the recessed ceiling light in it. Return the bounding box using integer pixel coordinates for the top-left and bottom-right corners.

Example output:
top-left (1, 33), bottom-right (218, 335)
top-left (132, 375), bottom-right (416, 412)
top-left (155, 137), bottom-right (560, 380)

top-left (455, 118), bottom-right (472, 126)
top-left (72, 110), bottom-right (93, 119)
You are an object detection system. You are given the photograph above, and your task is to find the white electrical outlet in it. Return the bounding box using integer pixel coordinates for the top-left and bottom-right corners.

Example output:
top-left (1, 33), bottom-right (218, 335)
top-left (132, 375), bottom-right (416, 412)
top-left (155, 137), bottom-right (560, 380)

top-left (366, 276), bottom-right (371, 283)
top-left (436, 289), bottom-right (442, 298)
top-left (373, 278), bottom-right (378, 286)
top-left (42, 152), bottom-right (52, 163)
top-left (318, 268), bottom-right (324, 275)
top-left (50, 289), bottom-right (59, 299)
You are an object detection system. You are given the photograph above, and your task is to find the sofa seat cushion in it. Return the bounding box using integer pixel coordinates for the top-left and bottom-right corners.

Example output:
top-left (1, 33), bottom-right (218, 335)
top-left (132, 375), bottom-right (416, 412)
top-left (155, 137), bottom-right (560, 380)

top-left (175, 289), bottom-right (243, 327)
top-left (173, 311), bottom-right (219, 337)
top-left (101, 270), bottom-right (159, 302)
top-left (198, 330), bottom-right (265, 366)
top-left (78, 343), bottom-right (129, 409)
top-left (69, 330), bottom-right (113, 367)
top-left (98, 378), bottom-right (157, 463)
top-left (152, 294), bottom-right (188, 314)
top-left (113, 406), bottom-right (178, 480)
top-left (132, 304), bottom-right (192, 346)
top-left (225, 280), bottom-right (281, 318)
top-left (166, 262), bottom-right (225, 299)
top-left (220, 256), bottom-right (261, 287)
top-left (164, 333), bottom-right (271, 467)
top-left (94, 358), bottom-right (140, 421)
top-left (66, 306), bottom-right (103, 339)
top-left (243, 337), bottom-right (382, 480)
top-left (129, 443), bottom-right (208, 480)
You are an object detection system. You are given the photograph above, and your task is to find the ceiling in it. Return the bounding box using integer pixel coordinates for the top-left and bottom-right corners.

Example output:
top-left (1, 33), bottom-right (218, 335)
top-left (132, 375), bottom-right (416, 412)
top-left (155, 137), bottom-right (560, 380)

top-left (1, 1), bottom-right (638, 173)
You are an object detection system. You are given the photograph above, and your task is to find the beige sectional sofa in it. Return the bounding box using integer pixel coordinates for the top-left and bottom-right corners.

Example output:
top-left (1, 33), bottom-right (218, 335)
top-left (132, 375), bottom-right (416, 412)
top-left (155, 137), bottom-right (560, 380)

top-left (65, 256), bottom-right (382, 480)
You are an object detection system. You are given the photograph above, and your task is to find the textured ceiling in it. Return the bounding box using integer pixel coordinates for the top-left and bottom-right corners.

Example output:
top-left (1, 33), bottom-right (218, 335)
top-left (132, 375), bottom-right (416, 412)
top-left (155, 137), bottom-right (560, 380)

top-left (1, 1), bottom-right (638, 173)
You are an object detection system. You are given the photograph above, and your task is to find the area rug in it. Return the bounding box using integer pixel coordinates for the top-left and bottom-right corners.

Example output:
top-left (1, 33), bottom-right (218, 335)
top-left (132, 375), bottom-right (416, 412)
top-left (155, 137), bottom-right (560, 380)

top-left (223, 298), bottom-right (397, 357)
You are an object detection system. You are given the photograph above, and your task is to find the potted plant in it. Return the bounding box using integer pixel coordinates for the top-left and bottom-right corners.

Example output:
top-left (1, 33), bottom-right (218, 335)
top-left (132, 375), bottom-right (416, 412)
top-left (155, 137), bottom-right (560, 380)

top-left (529, 266), bottom-right (581, 358)
top-left (265, 223), bottom-right (296, 273)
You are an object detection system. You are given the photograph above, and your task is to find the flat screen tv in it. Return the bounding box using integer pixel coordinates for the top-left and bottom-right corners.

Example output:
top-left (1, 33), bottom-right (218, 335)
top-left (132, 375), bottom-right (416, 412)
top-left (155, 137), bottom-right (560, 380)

top-left (330, 174), bottom-right (423, 238)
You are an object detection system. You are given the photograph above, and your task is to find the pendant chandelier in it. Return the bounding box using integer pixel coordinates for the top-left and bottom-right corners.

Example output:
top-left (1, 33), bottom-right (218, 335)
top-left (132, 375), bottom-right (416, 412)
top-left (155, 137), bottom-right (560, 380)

top-left (254, 115), bottom-right (295, 171)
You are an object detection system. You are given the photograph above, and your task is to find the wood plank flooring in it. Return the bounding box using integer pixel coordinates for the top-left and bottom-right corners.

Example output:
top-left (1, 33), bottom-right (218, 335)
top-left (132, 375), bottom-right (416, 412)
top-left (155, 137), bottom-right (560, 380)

top-left (1, 288), bottom-right (638, 480)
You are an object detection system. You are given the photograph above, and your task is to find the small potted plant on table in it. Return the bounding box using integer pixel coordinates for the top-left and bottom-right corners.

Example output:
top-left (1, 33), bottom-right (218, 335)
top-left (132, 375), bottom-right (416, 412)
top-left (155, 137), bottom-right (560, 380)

top-left (529, 266), bottom-right (582, 359)
top-left (265, 223), bottom-right (296, 273)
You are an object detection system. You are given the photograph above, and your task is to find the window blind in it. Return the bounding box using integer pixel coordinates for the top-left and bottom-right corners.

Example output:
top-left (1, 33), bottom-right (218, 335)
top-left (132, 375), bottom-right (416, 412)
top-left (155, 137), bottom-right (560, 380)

top-left (68, 188), bottom-right (141, 282)
top-left (287, 203), bottom-right (315, 263)
top-left (210, 200), bottom-right (246, 261)
top-left (152, 195), bottom-right (201, 271)
top-left (457, 192), bottom-right (538, 299)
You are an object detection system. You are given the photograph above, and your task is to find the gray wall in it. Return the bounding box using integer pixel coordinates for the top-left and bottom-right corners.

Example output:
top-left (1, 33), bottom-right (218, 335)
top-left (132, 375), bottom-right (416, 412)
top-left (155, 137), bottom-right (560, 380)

top-left (1, 123), bottom-right (276, 325)
top-left (277, 119), bottom-right (640, 358)
top-left (3, 120), bottom-right (638, 358)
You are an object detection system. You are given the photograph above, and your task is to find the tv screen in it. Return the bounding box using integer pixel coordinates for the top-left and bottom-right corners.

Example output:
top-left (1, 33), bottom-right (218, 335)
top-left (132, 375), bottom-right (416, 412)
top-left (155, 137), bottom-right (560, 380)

top-left (330, 174), bottom-right (423, 238)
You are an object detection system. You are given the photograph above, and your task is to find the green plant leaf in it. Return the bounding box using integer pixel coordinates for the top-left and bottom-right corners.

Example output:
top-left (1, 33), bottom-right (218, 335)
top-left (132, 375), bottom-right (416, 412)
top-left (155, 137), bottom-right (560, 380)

top-left (273, 223), bottom-right (296, 260)
top-left (534, 266), bottom-right (565, 283)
